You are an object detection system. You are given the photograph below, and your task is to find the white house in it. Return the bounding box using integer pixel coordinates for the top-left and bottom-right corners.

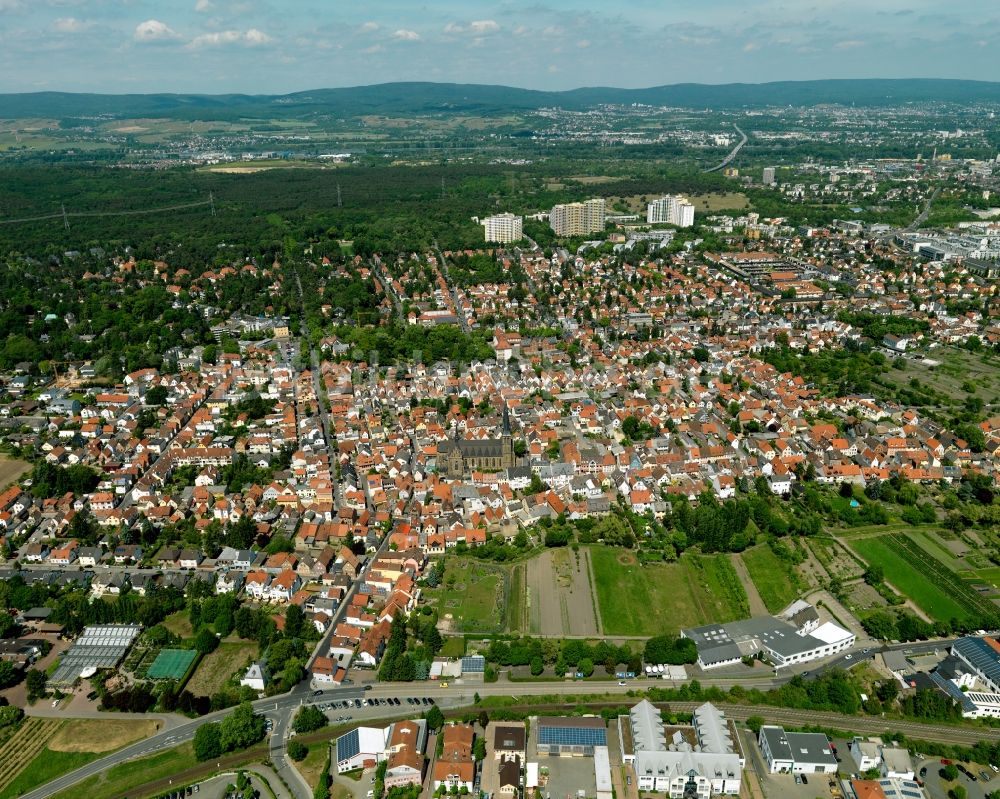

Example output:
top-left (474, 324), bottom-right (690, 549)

top-left (239, 662), bottom-right (269, 692)
top-left (758, 727), bottom-right (837, 774)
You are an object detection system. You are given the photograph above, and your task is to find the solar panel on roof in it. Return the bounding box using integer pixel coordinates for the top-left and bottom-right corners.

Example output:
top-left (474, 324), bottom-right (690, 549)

top-left (337, 729), bottom-right (360, 762)
top-left (538, 726), bottom-right (607, 746)
top-left (461, 656), bottom-right (485, 673)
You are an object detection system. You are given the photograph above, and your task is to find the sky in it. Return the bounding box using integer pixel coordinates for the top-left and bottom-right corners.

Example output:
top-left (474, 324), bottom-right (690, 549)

top-left (0, 0), bottom-right (997, 94)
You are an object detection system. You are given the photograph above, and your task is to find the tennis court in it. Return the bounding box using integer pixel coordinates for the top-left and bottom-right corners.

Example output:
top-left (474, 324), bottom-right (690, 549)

top-left (145, 648), bottom-right (197, 679)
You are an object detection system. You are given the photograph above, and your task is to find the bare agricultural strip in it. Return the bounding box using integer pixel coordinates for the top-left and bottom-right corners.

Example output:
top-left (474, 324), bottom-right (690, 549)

top-left (526, 548), bottom-right (601, 637)
top-left (0, 457), bottom-right (29, 489)
top-left (730, 553), bottom-right (769, 617)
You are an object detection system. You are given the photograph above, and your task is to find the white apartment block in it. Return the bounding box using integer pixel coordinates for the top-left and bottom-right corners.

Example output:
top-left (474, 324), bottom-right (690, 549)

top-left (483, 213), bottom-right (523, 244)
top-left (646, 195), bottom-right (695, 228)
top-left (550, 199), bottom-right (606, 236)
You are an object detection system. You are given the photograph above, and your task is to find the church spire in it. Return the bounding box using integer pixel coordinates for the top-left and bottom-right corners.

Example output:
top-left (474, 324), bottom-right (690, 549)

top-left (502, 403), bottom-right (511, 437)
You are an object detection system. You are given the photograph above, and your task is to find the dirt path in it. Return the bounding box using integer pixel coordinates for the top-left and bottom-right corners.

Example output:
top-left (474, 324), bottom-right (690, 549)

top-left (730, 553), bottom-right (768, 617)
top-left (527, 549), bottom-right (600, 636)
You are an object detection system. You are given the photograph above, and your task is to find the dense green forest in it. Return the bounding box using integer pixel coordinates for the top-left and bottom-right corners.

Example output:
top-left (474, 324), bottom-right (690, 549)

top-left (0, 162), bottom-right (730, 258)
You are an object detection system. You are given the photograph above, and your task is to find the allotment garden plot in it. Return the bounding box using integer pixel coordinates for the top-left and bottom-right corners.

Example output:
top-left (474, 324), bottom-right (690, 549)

top-left (426, 557), bottom-right (516, 634)
top-left (850, 532), bottom-right (999, 623)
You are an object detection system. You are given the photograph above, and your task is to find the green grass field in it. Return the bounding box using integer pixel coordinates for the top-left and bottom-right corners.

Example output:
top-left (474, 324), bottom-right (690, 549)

top-left (145, 648), bottom-right (197, 679)
top-left (439, 637), bottom-right (466, 658)
top-left (591, 548), bottom-right (749, 636)
top-left (851, 536), bottom-right (973, 622)
top-left (506, 561), bottom-right (526, 632)
top-left (0, 749), bottom-right (98, 799)
top-left (161, 610), bottom-right (194, 638)
top-left (186, 642), bottom-right (256, 697)
top-left (687, 554), bottom-right (751, 621)
top-left (49, 743), bottom-right (199, 799)
top-left (741, 545), bottom-right (800, 614)
top-left (425, 557), bottom-right (510, 633)
top-left (971, 567), bottom-right (1000, 587)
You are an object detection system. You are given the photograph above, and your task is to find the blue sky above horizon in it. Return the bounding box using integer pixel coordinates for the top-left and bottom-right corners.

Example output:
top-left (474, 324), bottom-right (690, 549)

top-left (0, 0), bottom-right (996, 94)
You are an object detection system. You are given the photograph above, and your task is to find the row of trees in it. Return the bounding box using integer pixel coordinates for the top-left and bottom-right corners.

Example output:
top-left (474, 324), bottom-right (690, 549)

top-left (485, 635), bottom-right (643, 677)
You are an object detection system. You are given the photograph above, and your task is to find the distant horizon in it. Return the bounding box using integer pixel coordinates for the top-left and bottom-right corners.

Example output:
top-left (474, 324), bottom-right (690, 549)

top-left (3, 75), bottom-right (1000, 99)
top-left (0, 1), bottom-right (994, 94)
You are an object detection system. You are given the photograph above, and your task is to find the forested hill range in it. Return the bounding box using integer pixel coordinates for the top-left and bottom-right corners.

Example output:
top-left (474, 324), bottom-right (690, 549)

top-left (5, 78), bottom-right (1000, 120)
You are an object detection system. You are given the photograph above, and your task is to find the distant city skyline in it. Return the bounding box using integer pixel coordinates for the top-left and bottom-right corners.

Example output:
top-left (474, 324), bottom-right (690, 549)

top-left (0, 1), bottom-right (996, 94)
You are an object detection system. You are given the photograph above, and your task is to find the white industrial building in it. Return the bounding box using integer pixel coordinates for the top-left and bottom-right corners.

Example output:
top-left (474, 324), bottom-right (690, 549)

top-left (681, 603), bottom-right (855, 671)
top-left (594, 746), bottom-right (613, 799)
top-left (927, 636), bottom-right (1000, 719)
top-left (758, 726), bottom-right (837, 774)
top-left (335, 726), bottom-right (390, 773)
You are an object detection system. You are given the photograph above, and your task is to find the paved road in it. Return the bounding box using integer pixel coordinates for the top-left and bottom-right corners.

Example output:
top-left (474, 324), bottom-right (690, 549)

top-left (434, 245), bottom-right (471, 332)
top-left (17, 687), bottom-right (361, 799)
top-left (907, 185), bottom-right (941, 231)
top-left (188, 766), bottom-right (292, 799)
top-left (703, 124), bottom-right (748, 173)
top-left (270, 707), bottom-right (312, 799)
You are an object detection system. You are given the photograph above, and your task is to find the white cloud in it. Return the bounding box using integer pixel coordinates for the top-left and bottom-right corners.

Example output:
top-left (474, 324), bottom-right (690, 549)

top-left (447, 20), bottom-right (499, 35)
top-left (53, 17), bottom-right (91, 33)
top-left (742, 41), bottom-right (759, 52)
top-left (360, 21), bottom-right (379, 32)
top-left (188, 28), bottom-right (271, 47)
top-left (577, 39), bottom-right (591, 48)
top-left (834, 39), bottom-right (864, 49)
top-left (392, 29), bottom-right (419, 41)
top-left (469, 20), bottom-right (499, 33)
top-left (365, 44), bottom-right (384, 54)
top-left (195, 0), bottom-right (211, 11)
top-left (134, 19), bottom-right (180, 42)
top-left (244, 28), bottom-right (269, 45)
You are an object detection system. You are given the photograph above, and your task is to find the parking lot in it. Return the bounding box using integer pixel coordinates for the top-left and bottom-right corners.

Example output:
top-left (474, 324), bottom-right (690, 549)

top-left (915, 758), bottom-right (998, 799)
top-left (312, 693), bottom-right (440, 725)
top-left (527, 736), bottom-right (597, 799)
